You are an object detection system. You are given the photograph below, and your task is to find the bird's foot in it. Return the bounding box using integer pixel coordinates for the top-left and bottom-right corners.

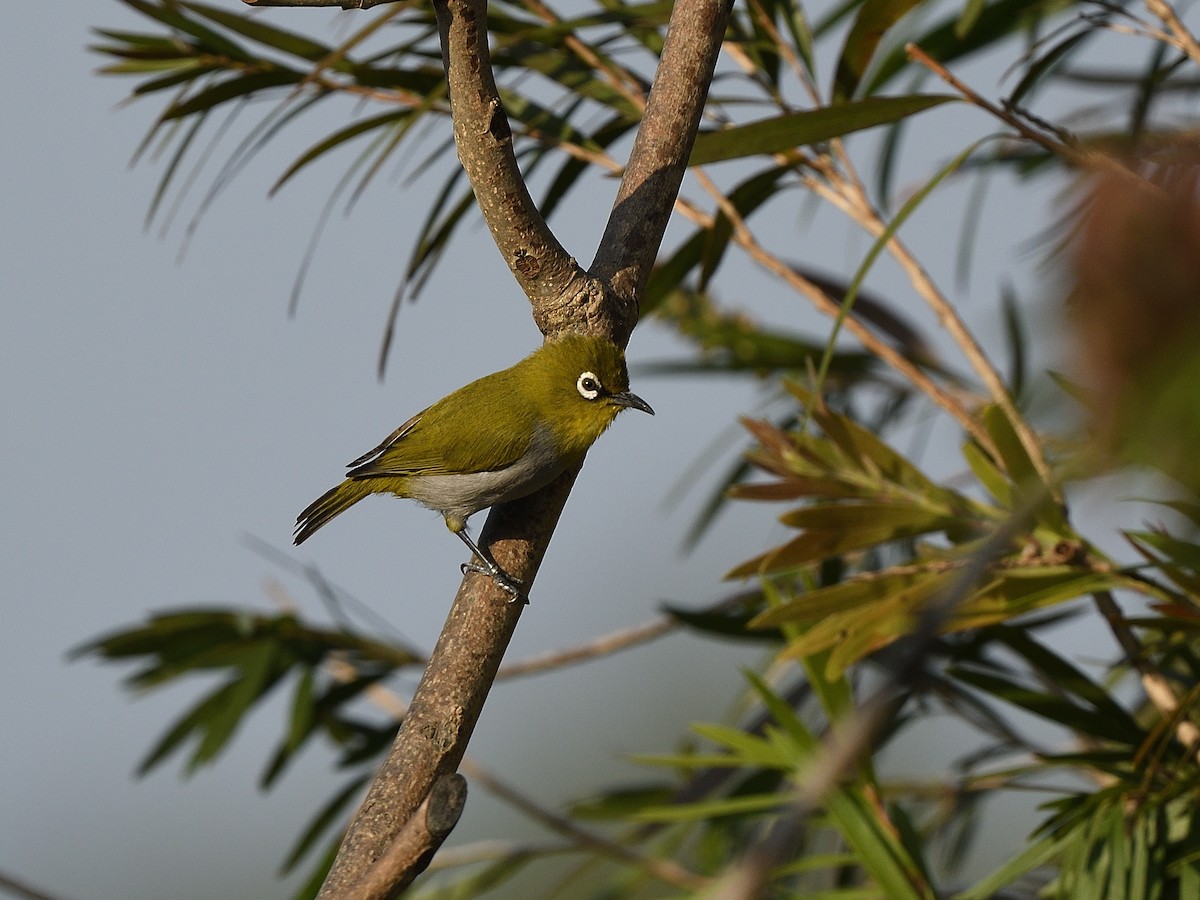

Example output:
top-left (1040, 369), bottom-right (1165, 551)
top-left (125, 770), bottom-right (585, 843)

top-left (461, 561), bottom-right (527, 604)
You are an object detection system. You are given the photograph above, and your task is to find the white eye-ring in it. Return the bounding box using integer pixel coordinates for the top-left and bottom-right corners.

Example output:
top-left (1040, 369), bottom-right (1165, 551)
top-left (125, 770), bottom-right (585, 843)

top-left (577, 371), bottom-right (601, 400)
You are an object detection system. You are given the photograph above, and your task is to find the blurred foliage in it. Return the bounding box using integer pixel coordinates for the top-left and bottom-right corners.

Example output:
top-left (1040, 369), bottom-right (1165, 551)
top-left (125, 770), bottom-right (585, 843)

top-left (84, 0), bottom-right (1200, 897)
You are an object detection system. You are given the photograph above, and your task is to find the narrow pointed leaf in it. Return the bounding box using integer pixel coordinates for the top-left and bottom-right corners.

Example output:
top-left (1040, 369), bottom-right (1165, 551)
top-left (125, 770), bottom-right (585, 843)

top-left (833, 0), bottom-right (925, 100)
top-left (273, 109), bottom-right (413, 194)
top-left (120, 0), bottom-right (251, 61)
top-left (164, 70), bottom-right (301, 120)
top-left (866, 0), bottom-right (1072, 95)
top-left (184, 2), bottom-right (345, 68)
top-left (689, 94), bottom-right (956, 166)
top-left (280, 775), bottom-right (370, 873)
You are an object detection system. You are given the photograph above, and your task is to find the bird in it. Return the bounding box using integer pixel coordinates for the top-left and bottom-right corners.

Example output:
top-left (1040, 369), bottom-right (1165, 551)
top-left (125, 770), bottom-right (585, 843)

top-left (294, 333), bottom-right (653, 598)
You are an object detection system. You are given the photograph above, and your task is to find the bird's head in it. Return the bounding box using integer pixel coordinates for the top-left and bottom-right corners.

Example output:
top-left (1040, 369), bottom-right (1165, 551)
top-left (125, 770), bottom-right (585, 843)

top-left (526, 333), bottom-right (653, 455)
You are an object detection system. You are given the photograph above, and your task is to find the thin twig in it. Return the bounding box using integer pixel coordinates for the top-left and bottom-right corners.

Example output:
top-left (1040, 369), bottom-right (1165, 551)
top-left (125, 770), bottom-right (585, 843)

top-left (496, 615), bottom-right (676, 679)
top-left (1142, 0), bottom-right (1200, 65)
top-left (689, 167), bottom-right (997, 456)
top-left (1092, 590), bottom-right (1200, 762)
top-left (519, 0), bottom-right (648, 113)
top-left (457, 757), bottom-right (711, 890)
top-left (906, 43), bottom-right (1153, 192)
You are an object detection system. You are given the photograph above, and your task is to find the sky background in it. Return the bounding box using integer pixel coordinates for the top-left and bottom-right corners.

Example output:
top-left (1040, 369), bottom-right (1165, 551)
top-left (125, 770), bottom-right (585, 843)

top-left (2, 3), bottom-right (1178, 898)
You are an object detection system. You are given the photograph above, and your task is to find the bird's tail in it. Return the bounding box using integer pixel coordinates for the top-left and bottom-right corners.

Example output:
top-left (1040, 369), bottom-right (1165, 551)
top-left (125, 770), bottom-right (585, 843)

top-left (294, 479), bottom-right (374, 545)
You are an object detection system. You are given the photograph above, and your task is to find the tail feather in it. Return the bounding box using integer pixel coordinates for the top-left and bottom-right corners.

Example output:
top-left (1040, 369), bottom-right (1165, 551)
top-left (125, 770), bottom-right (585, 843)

top-left (294, 479), bottom-right (375, 545)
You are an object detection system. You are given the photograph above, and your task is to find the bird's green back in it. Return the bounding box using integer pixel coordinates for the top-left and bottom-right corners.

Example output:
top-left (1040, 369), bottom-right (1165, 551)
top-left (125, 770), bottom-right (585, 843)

top-left (348, 334), bottom-right (631, 479)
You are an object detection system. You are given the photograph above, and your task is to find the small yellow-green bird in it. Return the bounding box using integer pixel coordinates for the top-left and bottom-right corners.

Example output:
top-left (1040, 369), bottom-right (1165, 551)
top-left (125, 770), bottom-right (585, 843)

top-left (294, 333), bottom-right (653, 597)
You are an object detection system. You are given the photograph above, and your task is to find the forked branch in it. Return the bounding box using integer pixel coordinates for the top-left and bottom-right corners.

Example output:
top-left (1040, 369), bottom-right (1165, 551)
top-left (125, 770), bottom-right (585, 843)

top-left (298, 0), bottom-right (734, 895)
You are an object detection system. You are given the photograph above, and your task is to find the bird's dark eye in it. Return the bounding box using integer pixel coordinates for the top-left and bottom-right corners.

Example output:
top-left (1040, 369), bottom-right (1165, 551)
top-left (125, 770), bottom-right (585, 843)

top-left (576, 372), bottom-right (601, 400)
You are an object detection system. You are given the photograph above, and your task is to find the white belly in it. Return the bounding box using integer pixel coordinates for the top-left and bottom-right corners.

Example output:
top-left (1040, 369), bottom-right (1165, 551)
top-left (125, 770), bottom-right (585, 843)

top-left (404, 426), bottom-right (567, 526)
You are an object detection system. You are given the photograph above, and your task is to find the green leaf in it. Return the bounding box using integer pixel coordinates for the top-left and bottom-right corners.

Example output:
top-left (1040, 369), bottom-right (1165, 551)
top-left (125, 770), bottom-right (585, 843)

top-left (1008, 28), bottom-right (1092, 108)
top-left (782, 3), bottom-right (817, 77)
top-left (794, 384), bottom-right (947, 495)
top-left (833, 0), bottom-right (925, 100)
top-left (824, 786), bottom-right (935, 899)
top-left (751, 568), bottom-right (946, 629)
top-left (980, 404), bottom-right (1064, 529)
top-left (280, 775), bottom-right (369, 874)
top-left (191, 643), bottom-right (283, 766)
top-left (699, 166), bottom-right (789, 289)
top-left (272, 109), bottom-right (414, 194)
top-left (779, 501), bottom-right (956, 532)
top-left (951, 665), bottom-right (1140, 745)
top-left (955, 0), bottom-right (987, 37)
top-left (137, 680), bottom-right (241, 775)
top-left (952, 569), bottom-right (1121, 631)
top-left (569, 783), bottom-right (677, 820)
top-left (953, 827), bottom-right (1069, 898)
top-left (132, 64), bottom-right (227, 96)
top-left (119, 0), bottom-right (251, 61)
top-left (261, 667), bottom-right (318, 789)
top-left (690, 722), bottom-right (797, 769)
top-left (742, 670), bottom-right (820, 755)
top-left (688, 94), bottom-right (957, 166)
top-left (183, 1), bottom-right (346, 68)
top-left (643, 166), bottom-right (790, 314)
top-left (991, 628), bottom-right (1140, 730)
top-left (631, 791), bottom-right (786, 823)
top-left (961, 439), bottom-right (1012, 508)
top-left (663, 598), bottom-right (780, 641)
top-left (164, 70), bottom-right (302, 120)
top-left (865, 0), bottom-right (1073, 95)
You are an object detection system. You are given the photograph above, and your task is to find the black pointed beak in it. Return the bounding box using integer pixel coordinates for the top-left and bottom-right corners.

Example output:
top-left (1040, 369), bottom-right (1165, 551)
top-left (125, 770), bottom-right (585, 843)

top-left (612, 390), bottom-right (654, 415)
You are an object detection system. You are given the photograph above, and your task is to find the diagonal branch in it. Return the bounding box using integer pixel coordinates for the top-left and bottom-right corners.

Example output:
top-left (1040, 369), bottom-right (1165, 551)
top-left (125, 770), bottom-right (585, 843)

top-left (433, 0), bottom-right (584, 306)
top-left (591, 0), bottom-right (735, 337)
top-left (314, 0), bottom-right (734, 895)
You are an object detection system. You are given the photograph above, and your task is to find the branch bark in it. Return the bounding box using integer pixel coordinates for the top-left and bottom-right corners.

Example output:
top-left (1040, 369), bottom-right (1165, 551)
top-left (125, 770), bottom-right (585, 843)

top-left (432, 0), bottom-right (584, 309)
top-left (591, 0), bottom-right (732, 330)
top-left (314, 0), bottom-right (734, 895)
top-left (340, 774), bottom-right (468, 900)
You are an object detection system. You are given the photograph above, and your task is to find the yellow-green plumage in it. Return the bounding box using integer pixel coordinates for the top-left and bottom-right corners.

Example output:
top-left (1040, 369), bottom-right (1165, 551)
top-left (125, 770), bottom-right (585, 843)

top-left (294, 335), bottom-right (652, 562)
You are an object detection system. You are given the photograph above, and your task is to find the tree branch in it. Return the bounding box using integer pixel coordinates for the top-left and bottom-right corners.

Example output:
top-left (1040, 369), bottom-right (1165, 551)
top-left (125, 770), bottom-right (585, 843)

top-left (315, 471), bottom-right (576, 898)
top-left (340, 774), bottom-right (467, 900)
top-left (432, 0), bottom-right (585, 308)
top-left (294, 0), bottom-right (732, 893)
top-left (591, 0), bottom-right (735, 338)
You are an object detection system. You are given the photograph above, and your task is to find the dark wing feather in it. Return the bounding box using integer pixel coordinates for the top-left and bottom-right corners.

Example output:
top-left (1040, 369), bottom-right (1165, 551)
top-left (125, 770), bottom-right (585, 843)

top-left (346, 411), bottom-right (423, 468)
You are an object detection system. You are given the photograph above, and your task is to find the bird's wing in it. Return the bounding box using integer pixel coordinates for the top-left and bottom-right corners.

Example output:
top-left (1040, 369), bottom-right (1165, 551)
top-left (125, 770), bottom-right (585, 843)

top-left (345, 411), bottom-right (423, 468)
top-left (346, 396), bottom-right (535, 478)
